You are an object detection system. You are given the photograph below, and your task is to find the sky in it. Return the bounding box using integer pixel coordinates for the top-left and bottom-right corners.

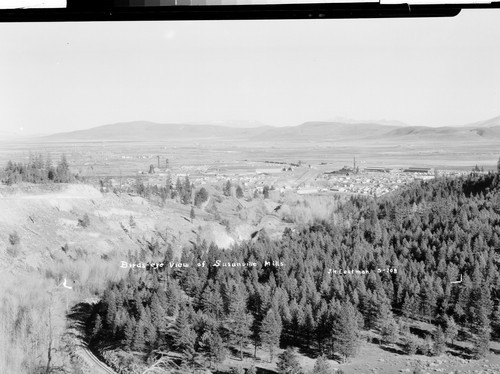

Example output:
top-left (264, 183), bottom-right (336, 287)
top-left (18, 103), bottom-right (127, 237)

top-left (1, 10), bottom-right (500, 136)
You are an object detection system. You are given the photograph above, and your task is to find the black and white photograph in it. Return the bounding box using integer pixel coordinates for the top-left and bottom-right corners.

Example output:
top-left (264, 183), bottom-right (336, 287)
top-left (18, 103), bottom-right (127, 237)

top-left (1, 3), bottom-right (500, 374)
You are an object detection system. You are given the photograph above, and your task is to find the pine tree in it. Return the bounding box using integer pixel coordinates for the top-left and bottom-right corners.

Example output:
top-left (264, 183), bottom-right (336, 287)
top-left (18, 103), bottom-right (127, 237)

top-left (263, 185), bottom-right (270, 199)
top-left (469, 286), bottom-right (492, 359)
top-left (433, 326), bottom-right (446, 356)
top-left (236, 185), bottom-right (244, 198)
top-left (56, 153), bottom-right (71, 182)
top-left (492, 302), bottom-right (500, 339)
top-left (419, 284), bottom-right (437, 323)
top-left (445, 316), bottom-right (458, 345)
top-left (123, 317), bottom-right (135, 350)
top-left (311, 354), bottom-right (331, 374)
top-left (228, 289), bottom-right (253, 360)
top-left (91, 314), bottom-right (103, 340)
top-left (260, 308), bottom-right (282, 362)
top-left (472, 326), bottom-right (491, 359)
top-left (223, 180), bottom-right (232, 197)
top-left (183, 176), bottom-right (192, 204)
top-left (175, 178), bottom-right (183, 201)
top-left (190, 206), bottom-right (196, 222)
top-left (104, 289), bottom-right (118, 333)
top-left (201, 331), bottom-right (227, 369)
top-left (132, 319), bottom-right (146, 351)
top-left (362, 292), bottom-right (379, 329)
top-left (402, 294), bottom-right (415, 320)
top-left (171, 308), bottom-right (197, 362)
top-left (302, 303), bottom-right (315, 349)
top-left (163, 173), bottom-right (171, 197)
top-left (200, 285), bottom-right (225, 321)
top-left (380, 316), bottom-right (399, 345)
top-left (376, 299), bottom-right (397, 344)
top-left (144, 316), bottom-right (157, 345)
top-left (332, 302), bottom-right (360, 362)
top-left (150, 292), bottom-right (166, 328)
top-left (276, 347), bottom-right (302, 374)
top-left (45, 153), bottom-right (52, 169)
top-left (315, 301), bottom-right (330, 352)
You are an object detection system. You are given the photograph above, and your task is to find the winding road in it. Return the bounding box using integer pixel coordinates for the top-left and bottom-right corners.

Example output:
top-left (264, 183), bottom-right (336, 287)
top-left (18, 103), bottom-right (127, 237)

top-left (68, 298), bottom-right (118, 374)
top-left (78, 345), bottom-right (117, 374)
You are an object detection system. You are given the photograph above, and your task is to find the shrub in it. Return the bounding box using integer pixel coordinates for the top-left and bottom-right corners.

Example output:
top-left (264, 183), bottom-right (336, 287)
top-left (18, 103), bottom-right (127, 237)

top-left (78, 213), bottom-right (90, 228)
top-left (9, 231), bottom-right (20, 245)
top-left (403, 333), bottom-right (419, 355)
top-left (7, 244), bottom-right (20, 257)
top-left (221, 219), bottom-right (231, 233)
top-left (194, 187), bottom-right (209, 207)
top-left (129, 215), bottom-right (136, 229)
top-left (421, 335), bottom-right (433, 356)
top-left (231, 366), bottom-right (245, 374)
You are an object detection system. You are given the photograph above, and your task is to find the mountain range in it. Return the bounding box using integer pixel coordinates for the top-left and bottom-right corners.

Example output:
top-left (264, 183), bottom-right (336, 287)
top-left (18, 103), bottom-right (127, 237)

top-left (37, 116), bottom-right (500, 143)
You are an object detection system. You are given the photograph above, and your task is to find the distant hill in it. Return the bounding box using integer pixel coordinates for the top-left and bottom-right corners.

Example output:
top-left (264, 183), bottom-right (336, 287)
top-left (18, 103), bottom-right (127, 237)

top-left (185, 120), bottom-right (269, 128)
top-left (382, 125), bottom-right (500, 141)
top-left (468, 125), bottom-right (500, 138)
top-left (382, 126), bottom-right (477, 140)
top-left (41, 121), bottom-right (268, 142)
top-left (327, 116), bottom-right (409, 127)
top-left (39, 116), bottom-right (500, 143)
top-left (41, 120), bottom-right (399, 143)
top-left (249, 121), bottom-right (398, 142)
top-left (460, 116), bottom-right (500, 139)
top-left (464, 115), bottom-right (500, 128)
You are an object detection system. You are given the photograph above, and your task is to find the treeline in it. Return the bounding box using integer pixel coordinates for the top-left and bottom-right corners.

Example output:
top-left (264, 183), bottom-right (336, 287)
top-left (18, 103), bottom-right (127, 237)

top-left (1, 153), bottom-right (76, 185)
top-left (133, 175), bottom-right (209, 207)
top-left (89, 173), bottom-right (500, 372)
top-left (223, 180), bottom-right (269, 199)
top-left (133, 176), bottom-right (250, 206)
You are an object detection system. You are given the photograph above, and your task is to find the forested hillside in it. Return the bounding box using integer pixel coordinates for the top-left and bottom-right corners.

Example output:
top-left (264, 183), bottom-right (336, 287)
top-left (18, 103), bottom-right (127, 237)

top-left (88, 173), bottom-right (500, 373)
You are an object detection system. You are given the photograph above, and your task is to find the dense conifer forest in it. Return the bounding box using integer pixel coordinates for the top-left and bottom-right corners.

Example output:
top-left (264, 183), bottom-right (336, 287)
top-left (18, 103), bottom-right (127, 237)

top-left (88, 173), bottom-right (500, 373)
